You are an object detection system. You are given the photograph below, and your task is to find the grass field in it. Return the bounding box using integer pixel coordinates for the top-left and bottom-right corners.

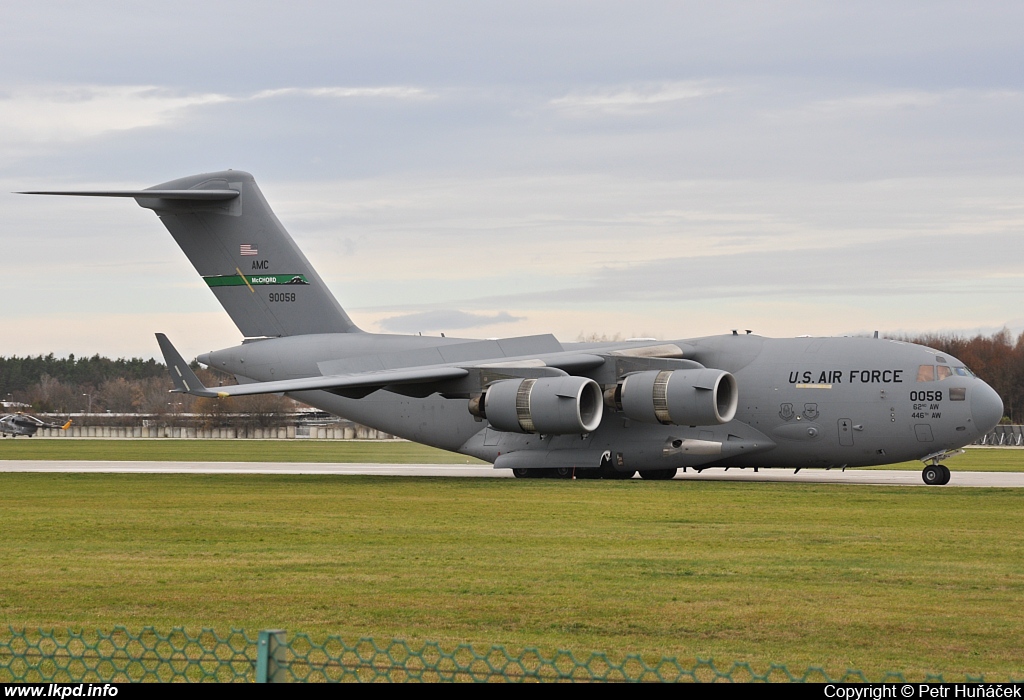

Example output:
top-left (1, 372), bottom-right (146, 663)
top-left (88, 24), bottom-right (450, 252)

top-left (0, 472), bottom-right (1020, 679)
top-left (873, 448), bottom-right (1024, 472)
top-left (2, 439), bottom-right (1023, 472)
top-left (0, 439), bottom-right (483, 464)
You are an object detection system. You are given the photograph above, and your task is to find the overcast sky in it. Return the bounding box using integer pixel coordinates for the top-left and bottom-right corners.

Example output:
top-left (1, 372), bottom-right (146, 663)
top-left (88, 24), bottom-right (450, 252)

top-left (3, 2), bottom-right (1023, 360)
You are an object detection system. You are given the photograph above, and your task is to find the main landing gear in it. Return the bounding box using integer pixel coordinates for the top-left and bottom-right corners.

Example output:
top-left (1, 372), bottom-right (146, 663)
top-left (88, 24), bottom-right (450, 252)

top-left (509, 451), bottom-right (679, 481)
top-left (510, 466), bottom-right (642, 479)
top-left (638, 468), bottom-right (678, 480)
top-left (511, 467), bottom-right (584, 479)
top-left (921, 464), bottom-right (951, 486)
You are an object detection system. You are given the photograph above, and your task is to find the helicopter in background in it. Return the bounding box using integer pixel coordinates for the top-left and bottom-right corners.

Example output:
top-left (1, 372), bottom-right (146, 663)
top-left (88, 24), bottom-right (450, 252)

top-left (0, 413), bottom-right (72, 437)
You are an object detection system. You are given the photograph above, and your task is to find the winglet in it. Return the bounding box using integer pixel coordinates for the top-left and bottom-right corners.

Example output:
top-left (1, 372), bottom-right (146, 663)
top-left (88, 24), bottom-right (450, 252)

top-left (155, 333), bottom-right (219, 397)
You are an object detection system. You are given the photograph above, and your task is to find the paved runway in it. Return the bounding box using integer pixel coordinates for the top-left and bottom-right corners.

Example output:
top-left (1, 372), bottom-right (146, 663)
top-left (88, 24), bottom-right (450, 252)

top-left (1, 460), bottom-right (1022, 487)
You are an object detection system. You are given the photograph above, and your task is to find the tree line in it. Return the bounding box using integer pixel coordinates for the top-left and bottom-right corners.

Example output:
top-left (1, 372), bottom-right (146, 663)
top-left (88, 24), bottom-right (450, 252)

top-left (0, 354), bottom-right (166, 399)
top-left (2, 328), bottom-right (1023, 424)
top-left (0, 354), bottom-right (294, 428)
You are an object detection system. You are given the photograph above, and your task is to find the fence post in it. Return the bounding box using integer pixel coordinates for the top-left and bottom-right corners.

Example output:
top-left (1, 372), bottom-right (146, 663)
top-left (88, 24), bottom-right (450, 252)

top-left (256, 629), bottom-right (287, 683)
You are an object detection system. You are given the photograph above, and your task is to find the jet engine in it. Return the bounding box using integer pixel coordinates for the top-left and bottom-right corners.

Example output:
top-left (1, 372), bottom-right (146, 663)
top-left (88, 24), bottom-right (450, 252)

top-left (470, 376), bottom-right (604, 434)
top-left (608, 369), bottom-right (738, 425)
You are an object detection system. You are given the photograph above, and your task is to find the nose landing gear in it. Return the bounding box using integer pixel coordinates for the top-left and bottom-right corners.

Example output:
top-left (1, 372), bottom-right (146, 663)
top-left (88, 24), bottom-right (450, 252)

top-left (921, 463), bottom-right (951, 485)
top-left (920, 449), bottom-right (962, 485)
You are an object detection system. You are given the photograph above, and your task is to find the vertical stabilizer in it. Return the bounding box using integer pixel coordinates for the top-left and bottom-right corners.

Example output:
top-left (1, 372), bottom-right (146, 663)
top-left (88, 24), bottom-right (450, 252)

top-left (138, 170), bottom-right (359, 337)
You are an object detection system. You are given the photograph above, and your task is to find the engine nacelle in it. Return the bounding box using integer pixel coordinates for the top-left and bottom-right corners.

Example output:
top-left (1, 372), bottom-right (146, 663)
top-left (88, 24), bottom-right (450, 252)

top-left (612, 369), bottom-right (738, 425)
top-left (472, 376), bottom-right (604, 434)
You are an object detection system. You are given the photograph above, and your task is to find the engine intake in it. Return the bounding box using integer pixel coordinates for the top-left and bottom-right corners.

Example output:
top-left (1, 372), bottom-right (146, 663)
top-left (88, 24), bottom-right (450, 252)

top-left (471, 376), bottom-right (604, 434)
top-left (613, 369), bottom-right (737, 425)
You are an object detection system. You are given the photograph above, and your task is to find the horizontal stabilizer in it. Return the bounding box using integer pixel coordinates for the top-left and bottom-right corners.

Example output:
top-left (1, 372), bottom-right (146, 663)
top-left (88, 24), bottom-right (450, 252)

top-left (18, 189), bottom-right (239, 201)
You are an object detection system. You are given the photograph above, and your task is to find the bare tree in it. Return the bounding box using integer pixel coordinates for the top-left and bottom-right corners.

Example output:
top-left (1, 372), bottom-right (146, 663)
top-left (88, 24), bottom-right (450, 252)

top-left (96, 377), bottom-right (140, 413)
top-left (232, 393), bottom-right (293, 428)
top-left (29, 375), bottom-right (77, 413)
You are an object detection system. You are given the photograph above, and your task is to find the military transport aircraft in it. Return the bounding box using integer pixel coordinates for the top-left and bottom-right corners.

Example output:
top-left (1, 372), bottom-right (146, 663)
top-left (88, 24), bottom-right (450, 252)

top-left (0, 413), bottom-right (71, 438)
top-left (22, 171), bottom-right (1004, 484)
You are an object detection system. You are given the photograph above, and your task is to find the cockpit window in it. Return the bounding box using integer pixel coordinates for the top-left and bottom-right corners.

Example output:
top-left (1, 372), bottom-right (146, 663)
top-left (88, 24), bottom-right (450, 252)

top-left (918, 364), bottom-right (966, 381)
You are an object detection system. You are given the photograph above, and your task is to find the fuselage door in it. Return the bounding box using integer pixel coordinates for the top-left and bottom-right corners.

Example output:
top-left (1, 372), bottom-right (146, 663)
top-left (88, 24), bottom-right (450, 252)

top-left (838, 418), bottom-right (854, 446)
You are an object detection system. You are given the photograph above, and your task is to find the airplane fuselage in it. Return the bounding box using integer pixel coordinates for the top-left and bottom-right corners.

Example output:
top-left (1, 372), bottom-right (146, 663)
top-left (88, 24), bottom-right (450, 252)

top-left (199, 331), bottom-right (1002, 473)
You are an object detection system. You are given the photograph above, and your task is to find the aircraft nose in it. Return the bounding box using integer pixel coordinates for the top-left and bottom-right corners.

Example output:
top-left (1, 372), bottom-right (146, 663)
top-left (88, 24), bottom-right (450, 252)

top-left (971, 381), bottom-right (1004, 434)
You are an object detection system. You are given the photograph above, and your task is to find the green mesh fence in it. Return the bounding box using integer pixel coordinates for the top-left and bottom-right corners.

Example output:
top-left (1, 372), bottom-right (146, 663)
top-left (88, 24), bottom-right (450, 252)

top-left (0, 628), bottom-right (256, 683)
top-left (0, 627), bottom-right (1019, 683)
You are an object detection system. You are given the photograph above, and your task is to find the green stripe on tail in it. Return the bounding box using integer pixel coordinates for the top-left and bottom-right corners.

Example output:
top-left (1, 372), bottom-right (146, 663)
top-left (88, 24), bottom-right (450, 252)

top-left (204, 274), bottom-right (310, 287)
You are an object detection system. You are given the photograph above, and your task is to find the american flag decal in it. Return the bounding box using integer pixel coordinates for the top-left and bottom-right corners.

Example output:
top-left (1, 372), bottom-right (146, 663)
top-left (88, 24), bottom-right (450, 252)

top-left (240, 244), bottom-right (258, 256)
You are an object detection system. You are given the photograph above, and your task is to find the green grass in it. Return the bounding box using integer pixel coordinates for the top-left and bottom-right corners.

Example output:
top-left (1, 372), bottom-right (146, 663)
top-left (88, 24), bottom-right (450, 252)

top-left (0, 439), bottom-right (482, 464)
top-left (0, 473), bottom-right (1020, 679)
top-left (3, 439), bottom-right (1023, 472)
top-left (874, 447), bottom-right (1024, 472)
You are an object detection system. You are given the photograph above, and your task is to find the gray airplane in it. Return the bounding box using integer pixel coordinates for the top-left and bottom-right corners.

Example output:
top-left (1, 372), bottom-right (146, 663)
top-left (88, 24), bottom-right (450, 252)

top-left (23, 171), bottom-right (1004, 484)
top-left (0, 413), bottom-right (71, 437)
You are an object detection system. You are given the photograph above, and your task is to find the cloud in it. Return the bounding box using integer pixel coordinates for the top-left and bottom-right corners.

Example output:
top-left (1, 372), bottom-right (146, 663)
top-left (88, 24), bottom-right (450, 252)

top-left (465, 227), bottom-right (1024, 309)
top-left (0, 86), bottom-right (229, 144)
top-left (550, 81), bottom-right (726, 115)
top-left (796, 88), bottom-right (1024, 117)
top-left (0, 83), bottom-right (434, 150)
top-left (377, 310), bottom-right (524, 333)
top-left (251, 86), bottom-right (433, 101)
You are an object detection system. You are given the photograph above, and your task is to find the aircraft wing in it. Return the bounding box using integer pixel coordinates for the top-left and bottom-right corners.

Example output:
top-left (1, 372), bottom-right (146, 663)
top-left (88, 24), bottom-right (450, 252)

top-left (156, 333), bottom-right (704, 400)
top-left (156, 333), bottom-right (471, 398)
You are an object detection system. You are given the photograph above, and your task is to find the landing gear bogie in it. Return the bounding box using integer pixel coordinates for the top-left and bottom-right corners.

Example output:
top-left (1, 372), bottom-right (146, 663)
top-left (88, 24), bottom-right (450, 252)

top-left (639, 468), bottom-right (678, 481)
top-left (921, 464), bottom-right (951, 486)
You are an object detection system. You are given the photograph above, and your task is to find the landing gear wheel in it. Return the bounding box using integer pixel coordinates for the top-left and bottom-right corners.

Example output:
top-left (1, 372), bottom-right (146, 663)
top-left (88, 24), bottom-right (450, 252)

top-left (512, 468), bottom-right (532, 479)
top-left (939, 465), bottom-right (951, 485)
top-left (553, 467), bottom-right (573, 479)
top-left (922, 464), bottom-right (946, 486)
top-left (639, 468), bottom-right (678, 481)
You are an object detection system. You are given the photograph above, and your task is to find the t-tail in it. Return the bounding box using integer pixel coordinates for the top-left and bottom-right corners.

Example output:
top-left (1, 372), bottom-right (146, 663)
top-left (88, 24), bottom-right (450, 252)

top-left (21, 171), bottom-right (360, 338)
